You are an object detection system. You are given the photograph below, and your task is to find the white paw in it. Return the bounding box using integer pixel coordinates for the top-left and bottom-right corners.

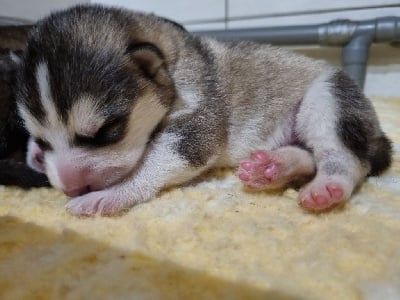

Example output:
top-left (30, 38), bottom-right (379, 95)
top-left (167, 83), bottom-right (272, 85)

top-left (65, 190), bottom-right (126, 217)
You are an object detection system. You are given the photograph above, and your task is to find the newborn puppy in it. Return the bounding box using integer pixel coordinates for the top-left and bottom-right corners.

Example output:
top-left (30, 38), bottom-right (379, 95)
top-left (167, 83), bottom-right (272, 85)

top-left (0, 49), bottom-right (49, 188)
top-left (15, 5), bottom-right (392, 216)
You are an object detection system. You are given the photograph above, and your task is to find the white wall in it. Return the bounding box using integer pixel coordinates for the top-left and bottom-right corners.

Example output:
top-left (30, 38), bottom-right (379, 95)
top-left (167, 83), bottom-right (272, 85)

top-left (0, 0), bottom-right (88, 22)
top-left (94, 0), bottom-right (225, 24)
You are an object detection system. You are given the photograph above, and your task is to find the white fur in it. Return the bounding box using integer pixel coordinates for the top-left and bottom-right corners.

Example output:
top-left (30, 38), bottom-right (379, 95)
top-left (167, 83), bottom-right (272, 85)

top-left (45, 151), bottom-right (65, 190)
top-left (36, 63), bottom-right (59, 129)
top-left (169, 85), bottom-right (201, 119)
top-left (296, 71), bottom-right (339, 153)
top-left (218, 107), bottom-right (296, 166)
top-left (131, 132), bottom-right (216, 191)
top-left (18, 105), bottom-right (43, 138)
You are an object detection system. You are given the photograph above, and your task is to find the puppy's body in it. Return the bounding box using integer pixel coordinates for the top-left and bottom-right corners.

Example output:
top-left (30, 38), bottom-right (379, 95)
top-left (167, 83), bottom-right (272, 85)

top-left (0, 24), bottom-right (49, 188)
top-left (16, 6), bottom-right (392, 216)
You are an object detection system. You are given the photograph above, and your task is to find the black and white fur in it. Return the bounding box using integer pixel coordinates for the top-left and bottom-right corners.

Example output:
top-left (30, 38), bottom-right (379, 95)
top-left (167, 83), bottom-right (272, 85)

top-left (16, 5), bottom-right (392, 216)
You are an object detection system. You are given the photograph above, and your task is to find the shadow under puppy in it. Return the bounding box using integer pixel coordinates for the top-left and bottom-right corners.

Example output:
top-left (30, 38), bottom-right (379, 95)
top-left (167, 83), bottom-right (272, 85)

top-left (0, 49), bottom-right (49, 188)
top-left (15, 5), bottom-right (392, 217)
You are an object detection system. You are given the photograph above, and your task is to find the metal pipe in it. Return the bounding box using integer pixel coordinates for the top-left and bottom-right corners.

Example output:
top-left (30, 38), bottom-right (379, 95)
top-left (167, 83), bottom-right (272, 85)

top-left (193, 17), bottom-right (400, 88)
top-left (193, 24), bottom-right (320, 45)
top-left (342, 34), bottom-right (372, 88)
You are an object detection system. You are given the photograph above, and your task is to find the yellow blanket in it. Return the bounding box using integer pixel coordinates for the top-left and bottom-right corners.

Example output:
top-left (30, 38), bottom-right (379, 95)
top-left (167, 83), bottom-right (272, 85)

top-left (1, 98), bottom-right (399, 300)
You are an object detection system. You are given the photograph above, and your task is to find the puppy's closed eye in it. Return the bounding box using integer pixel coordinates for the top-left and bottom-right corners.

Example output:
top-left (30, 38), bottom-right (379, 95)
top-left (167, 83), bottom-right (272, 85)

top-left (75, 115), bottom-right (128, 147)
top-left (35, 138), bottom-right (52, 151)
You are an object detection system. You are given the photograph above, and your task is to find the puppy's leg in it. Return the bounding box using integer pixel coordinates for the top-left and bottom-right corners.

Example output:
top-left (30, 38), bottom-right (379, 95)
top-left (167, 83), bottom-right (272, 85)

top-left (66, 113), bottom-right (225, 217)
top-left (296, 70), bottom-right (391, 211)
top-left (237, 146), bottom-right (316, 190)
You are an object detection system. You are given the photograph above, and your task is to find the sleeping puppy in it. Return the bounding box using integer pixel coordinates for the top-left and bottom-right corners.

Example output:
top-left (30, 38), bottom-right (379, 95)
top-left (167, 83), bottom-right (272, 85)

top-left (0, 49), bottom-right (49, 188)
top-left (15, 5), bottom-right (392, 216)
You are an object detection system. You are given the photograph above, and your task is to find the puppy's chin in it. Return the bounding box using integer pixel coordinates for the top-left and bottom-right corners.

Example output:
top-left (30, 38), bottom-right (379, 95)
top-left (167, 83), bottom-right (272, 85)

top-left (26, 138), bottom-right (46, 174)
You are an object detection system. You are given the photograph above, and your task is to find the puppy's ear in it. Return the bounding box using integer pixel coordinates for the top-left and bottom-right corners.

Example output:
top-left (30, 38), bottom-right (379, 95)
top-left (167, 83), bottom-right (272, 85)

top-left (127, 42), bottom-right (165, 79)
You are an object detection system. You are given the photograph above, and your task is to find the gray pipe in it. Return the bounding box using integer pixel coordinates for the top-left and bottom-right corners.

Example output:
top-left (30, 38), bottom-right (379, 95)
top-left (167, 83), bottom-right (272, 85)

top-left (193, 17), bottom-right (400, 88)
top-left (193, 24), bottom-right (320, 45)
top-left (342, 35), bottom-right (372, 88)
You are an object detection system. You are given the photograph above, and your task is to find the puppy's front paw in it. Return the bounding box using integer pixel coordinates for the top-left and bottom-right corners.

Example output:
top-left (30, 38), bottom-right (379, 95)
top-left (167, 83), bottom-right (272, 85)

top-left (65, 190), bottom-right (126, 217)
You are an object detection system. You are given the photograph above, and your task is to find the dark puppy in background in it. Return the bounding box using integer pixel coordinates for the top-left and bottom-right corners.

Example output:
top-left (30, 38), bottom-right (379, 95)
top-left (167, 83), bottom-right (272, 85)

top-left (0, 25), bottom-right (32, 49)
top-left (0, 47), bottom-right (49, 188)
top-left (15, 5), bottom-right (391, 216)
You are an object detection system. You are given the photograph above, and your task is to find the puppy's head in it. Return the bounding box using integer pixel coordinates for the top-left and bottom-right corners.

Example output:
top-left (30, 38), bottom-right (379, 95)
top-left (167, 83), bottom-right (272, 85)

top-left (16, 6), bottom-right (176, 196)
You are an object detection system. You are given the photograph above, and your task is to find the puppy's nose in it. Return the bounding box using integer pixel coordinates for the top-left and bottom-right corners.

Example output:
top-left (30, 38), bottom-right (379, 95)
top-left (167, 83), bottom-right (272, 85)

top-left (57, 162), bottom-right (91, 197)
top-left (63, 185), bottom-right (91, 197)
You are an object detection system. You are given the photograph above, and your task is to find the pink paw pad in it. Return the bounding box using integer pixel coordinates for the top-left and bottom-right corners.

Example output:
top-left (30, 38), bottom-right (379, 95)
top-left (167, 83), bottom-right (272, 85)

top-left (300, 182), bottom-right (345, 211)
top-left (237, 150), bottom-right (281, 190)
